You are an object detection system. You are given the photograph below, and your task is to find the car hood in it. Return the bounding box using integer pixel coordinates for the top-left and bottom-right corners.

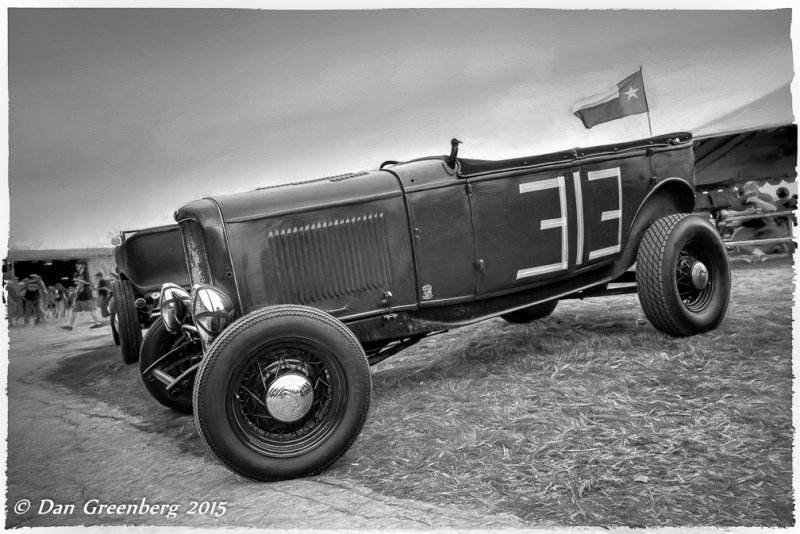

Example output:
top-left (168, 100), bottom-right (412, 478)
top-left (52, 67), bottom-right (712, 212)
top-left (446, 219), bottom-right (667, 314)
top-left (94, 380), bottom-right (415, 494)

top-left (175, 169), bottom-right (403, 224)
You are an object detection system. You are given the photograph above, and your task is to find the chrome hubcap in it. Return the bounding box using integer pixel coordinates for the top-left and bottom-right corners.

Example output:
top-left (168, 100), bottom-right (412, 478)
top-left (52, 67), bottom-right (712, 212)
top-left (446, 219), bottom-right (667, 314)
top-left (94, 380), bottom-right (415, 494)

top-left (690, 262), bottom-right (709, 290)
top-left (265, 374), bottom-right (314, 423)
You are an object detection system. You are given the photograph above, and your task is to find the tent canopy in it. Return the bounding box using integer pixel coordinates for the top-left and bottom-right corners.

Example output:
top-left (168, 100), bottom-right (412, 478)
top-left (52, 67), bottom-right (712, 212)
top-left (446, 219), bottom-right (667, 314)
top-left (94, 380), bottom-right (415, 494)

top-left (693, 124), bottom-right (797, 188)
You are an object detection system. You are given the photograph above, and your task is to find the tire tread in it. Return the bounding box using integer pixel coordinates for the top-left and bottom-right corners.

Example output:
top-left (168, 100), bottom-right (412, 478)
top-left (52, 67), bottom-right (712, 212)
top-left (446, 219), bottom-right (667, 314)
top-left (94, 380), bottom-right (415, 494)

top-left (114, 280), bottom-right (142, 364)
top-left (637, 214), bottom-right (689, 336)
top-left (192, 305), bottom-right (371, 481)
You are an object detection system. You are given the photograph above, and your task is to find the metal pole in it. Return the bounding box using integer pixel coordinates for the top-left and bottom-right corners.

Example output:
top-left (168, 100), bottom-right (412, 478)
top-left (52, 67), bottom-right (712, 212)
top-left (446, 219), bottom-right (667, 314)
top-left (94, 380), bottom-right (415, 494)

top-left (640, 65), bottom-right (653, 137)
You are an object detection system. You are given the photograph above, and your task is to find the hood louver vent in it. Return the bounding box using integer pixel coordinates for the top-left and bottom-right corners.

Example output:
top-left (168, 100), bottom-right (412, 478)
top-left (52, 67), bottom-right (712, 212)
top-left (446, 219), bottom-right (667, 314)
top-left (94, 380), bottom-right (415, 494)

top-left (266, 213), bottom-right (392, 304)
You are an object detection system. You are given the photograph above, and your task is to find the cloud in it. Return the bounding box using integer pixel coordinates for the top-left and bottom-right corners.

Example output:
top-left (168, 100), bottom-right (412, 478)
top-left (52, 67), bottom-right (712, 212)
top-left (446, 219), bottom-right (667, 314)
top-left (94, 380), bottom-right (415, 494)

top-left (7, 8), bottom-right (795, 249)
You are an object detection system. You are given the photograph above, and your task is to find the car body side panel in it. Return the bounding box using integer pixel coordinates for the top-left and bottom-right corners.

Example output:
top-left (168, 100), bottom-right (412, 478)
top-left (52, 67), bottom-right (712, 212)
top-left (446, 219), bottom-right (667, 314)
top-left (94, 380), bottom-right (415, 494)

top-left (576, 150), bottom-right (653, 268)
top-left (387, 159), bottom-right (477, 306)
top-left (170, 132), bottom-right (695, 345)
top-left (468, 164), bottom-right (575, 295)
top-left (649, 143), bottom-right (695, 186)
top-left (177, 171), bottom-right (414, 319)
top-left (223, 195), bottom-right (416, 319)
top-left (460, 136), bottom-right (693, 299)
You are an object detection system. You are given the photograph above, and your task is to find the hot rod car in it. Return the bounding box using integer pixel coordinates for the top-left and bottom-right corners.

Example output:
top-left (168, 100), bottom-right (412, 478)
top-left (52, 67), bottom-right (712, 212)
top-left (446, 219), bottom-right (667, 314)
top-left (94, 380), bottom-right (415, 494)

top-left (143, 133), bottom-right (730, 481)
top-left (110, 224), bottom-right (190, 364)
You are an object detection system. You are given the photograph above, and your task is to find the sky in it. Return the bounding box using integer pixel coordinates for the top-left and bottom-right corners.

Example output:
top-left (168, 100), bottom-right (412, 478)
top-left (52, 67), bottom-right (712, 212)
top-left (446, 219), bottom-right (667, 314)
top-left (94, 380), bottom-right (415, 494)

top-left (5, 5), bottom-right (795, 250)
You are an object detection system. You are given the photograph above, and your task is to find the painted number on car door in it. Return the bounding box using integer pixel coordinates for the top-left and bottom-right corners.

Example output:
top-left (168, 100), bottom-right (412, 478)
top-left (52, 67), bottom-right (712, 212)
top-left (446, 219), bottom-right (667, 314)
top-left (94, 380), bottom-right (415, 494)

top-left (516, 166), bottom-right (622, 278)
top-left (516, 176), bottom-right (568, 279)
top-left (580, 167), bottom-right (622, 265)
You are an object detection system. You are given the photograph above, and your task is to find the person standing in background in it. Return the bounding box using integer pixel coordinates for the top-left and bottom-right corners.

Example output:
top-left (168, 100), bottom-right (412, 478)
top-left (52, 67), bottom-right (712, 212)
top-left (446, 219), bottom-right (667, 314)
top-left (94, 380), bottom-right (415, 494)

top-left (53, 282), bottom-right (69, 319)
top-left (21, 274), bottom-right (47, 325)
top-left (4, 276), bottom-right (24, 327)
top-left (62, 260), bottom-right (104, 331)
top-left (96, 272), bottom-right (111, 318)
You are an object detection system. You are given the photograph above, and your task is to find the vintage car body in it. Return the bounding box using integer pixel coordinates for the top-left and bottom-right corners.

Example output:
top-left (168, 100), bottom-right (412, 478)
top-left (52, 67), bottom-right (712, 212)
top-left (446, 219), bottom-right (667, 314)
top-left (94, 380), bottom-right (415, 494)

top-left (114, 224), bottom-right (189, 295)
top-left (110, 224), bottom-right (190, 363)
top-left (177, 133), bottom-right (693, 344)
top-left (143, 133), bottom-right (730, 481)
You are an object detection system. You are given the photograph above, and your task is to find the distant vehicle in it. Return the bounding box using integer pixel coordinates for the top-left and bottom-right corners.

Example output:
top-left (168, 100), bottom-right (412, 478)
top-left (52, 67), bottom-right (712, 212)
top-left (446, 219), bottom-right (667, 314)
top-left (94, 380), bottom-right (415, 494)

top-left (145, 133), bottom-right (730, 481)
top-left (110, 225), bottom-right (190, 364)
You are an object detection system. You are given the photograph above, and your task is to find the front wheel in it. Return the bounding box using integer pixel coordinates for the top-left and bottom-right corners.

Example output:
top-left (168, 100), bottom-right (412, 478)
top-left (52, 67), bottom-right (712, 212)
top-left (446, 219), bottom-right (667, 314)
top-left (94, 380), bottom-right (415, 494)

top-left (637, 214), bottom-right (731, 336)
top-left (140, 318), bottom-right (201, 414)
top-left (193, 305), bottom-right (372, 481)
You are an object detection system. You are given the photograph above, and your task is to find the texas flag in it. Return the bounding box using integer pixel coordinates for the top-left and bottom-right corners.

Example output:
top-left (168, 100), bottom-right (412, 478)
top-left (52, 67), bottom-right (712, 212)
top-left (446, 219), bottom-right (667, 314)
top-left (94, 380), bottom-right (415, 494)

top-left (573, 70), bottom-right (649, 129)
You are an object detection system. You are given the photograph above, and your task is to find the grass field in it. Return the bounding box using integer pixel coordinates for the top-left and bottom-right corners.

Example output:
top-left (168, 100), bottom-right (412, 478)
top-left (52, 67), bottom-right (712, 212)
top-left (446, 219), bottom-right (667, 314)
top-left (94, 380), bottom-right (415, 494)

top-left (331, 260), bottom-right (795, 527)
top-left (47, 260), bottom-right (794, 527)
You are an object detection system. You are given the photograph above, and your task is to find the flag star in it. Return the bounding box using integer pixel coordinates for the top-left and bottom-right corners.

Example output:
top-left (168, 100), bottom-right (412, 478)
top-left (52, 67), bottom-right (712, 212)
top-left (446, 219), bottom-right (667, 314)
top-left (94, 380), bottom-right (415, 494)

top-left (623, 85), bottom-right (639, 100)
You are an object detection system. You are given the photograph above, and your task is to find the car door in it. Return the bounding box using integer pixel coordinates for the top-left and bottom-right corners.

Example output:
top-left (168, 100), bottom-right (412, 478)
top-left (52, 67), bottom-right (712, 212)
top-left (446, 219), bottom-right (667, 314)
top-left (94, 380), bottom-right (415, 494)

top-left (467, 163), bottom-right (577, 296)
top-left (392, 160), bottom-right (477, 307)
top-left (575, 150), bottom-right (653, 268)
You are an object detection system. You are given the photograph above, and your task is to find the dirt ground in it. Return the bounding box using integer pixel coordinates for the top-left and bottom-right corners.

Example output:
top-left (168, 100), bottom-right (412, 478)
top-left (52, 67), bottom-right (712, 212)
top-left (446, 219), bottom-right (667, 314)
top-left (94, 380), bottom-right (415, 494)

top-left (4, 319), bottom-right (527, 529)
top-left (4, 259), bottom-right (794, 529)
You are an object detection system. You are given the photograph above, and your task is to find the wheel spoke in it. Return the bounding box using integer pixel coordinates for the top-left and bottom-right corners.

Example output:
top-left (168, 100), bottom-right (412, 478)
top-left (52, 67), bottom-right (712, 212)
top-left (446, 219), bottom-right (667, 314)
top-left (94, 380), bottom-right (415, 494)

top-left (229, 340), bottom-right (347, 455)
top-left (315, 375), bottom-right (331, 389)
top-left (240, 385), bottom-right (268, 409)
top-left (673, 241), bottom-right (717, 311)
top-left (256, 361), bottom-right (270, 392)
top-left (248, 413), bottom-right (275, 420)
top-left (288, 359), bottom-right (307, 374)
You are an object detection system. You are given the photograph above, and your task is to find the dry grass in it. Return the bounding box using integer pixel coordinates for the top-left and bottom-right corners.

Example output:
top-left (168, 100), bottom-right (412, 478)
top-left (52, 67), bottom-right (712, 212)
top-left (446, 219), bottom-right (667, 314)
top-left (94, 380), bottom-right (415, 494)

top-left (330, 260), bottom-right (794, 527)
top-left (46, 260), bottom-right (794, 527)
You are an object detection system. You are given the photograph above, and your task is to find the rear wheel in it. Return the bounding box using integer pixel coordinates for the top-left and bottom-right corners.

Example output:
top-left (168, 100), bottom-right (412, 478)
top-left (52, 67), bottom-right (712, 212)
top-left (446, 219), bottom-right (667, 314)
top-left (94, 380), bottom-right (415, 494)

top-left (140, 318), bottom-right (200, 414)
top-left (637, 214), bottom-right (731, 336)
top-left (501, 300), bottom-right (558, 324)
top-left (114, 280), bottom-right (142, 364)
top-left (193, 305), bottom-right (371, 481)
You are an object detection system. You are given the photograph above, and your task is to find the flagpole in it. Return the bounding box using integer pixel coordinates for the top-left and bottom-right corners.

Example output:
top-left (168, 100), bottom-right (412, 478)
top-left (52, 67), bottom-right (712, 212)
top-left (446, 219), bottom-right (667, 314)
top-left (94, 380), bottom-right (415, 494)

top-left (640, 65), bottom-right (653, 138)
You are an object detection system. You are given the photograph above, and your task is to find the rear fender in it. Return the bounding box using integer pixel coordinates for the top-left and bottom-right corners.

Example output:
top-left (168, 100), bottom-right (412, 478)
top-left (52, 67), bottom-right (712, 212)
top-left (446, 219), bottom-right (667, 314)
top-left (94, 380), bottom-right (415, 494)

top-left (612, 178), bottom-right (695, 278)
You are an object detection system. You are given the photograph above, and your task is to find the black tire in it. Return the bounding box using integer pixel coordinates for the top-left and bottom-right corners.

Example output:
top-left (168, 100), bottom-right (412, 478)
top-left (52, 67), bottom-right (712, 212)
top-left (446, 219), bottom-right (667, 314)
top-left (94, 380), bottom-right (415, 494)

top-left (637, 214), bottom-right (731, 336)
top-left (114, 280), bottom-right (142, 364)
top-left (193, 305), bottom-right (371, 481)
top-left (501, 300), bottom-right (558, 324)
top-left (109, 296), bottom-right (120, 346)
top-left (140, 317), bottom-right (201, 415)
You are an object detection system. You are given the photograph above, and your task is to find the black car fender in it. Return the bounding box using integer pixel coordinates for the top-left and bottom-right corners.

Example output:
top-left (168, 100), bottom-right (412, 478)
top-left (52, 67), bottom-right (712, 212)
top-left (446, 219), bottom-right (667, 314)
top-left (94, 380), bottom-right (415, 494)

top-left (612, 177), bottom-right (696, 278)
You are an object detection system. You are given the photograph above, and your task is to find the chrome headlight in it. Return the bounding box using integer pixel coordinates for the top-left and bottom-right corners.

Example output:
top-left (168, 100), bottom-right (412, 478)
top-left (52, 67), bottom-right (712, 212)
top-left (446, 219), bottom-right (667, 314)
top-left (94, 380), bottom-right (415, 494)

top-left (160, 283), bottom-right (191, 333)
top-left (190, 285), bottom-right (235, 348)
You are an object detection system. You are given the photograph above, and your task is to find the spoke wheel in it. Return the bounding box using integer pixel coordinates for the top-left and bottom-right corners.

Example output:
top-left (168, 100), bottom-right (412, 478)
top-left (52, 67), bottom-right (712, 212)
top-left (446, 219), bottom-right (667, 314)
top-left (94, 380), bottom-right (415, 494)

top-left (194, 305), bottom-right (371, 481)
top-left (230, 340), bottom-right (346, 458)
top-left (140, 317), bottom-right (201, 414)
top-left (674, 241), bottom-right (714, 313)
top-left (637, 214), bottom-right (731, 337)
